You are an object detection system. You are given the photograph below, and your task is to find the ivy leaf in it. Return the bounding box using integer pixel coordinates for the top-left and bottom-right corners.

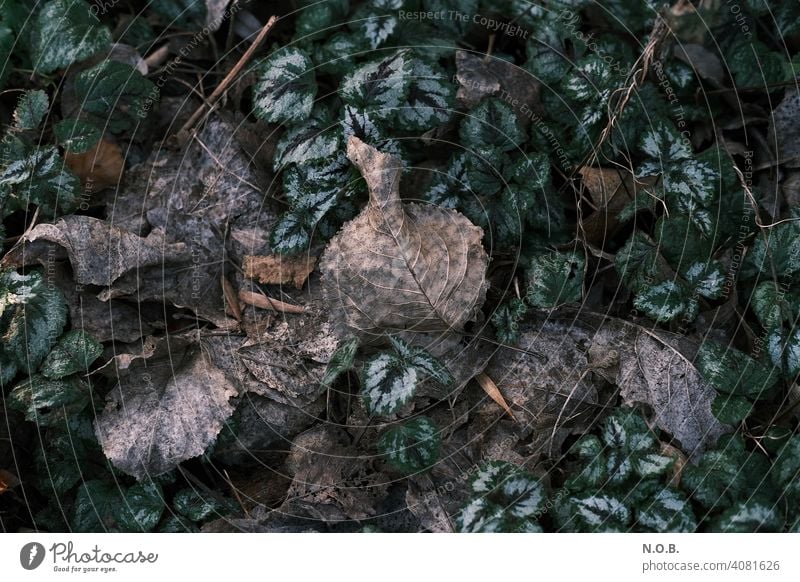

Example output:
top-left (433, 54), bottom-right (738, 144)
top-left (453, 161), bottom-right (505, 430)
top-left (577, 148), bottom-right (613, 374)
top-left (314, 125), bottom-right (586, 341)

top-left (29, 0), bottom-right (111, 74)
top-left (636, 488), bottom-right (697, 532)
top-left (491, 297), bottom-right (528, 345)
top-left (8, 374), bottom-right (90, 426)
top-left (389, 336), bottom-right (454, 387)
top-left (0, 269), bottom-right (68, 385)
top-left (75, 61), bottom-right (158, 134)
top-left (40, 330), bottom-right (103, 380)
top-left (458, 461), bottom-right (547, 532)
top-left (252, 47), bottom-right (317, 125)
top-left (116, 481), bottom-right (165, 532)
top-left (632, 279), bottom-right (697, 324)
top-left (54, 118), bottom-right (102, 153)
top-left (173, 488), bottom-right (231, 522)
top-left (712, 500), bottom-right (783, 533)
top-left (526, 250), bottom-right (584, 308)
top-left (395, 60), bottom-right (454, 132)
top-left (339, 50), bottom-right (410, 120)
top-left (378, 416), bottom-right (441, 473)
top-left (0, 146), bottom-right (81, 214)
top-left (711, 394), bottom-right (753, 425)
top-left (321, 337), bottom-right (359, 387)
top-left (696, 340), bottom-right (779, 398)
top-left (361, 351), bottom-right (417, 416)
top-left (13, 90), bottom-right (49, 131)
top-left (459, 97), bottom-right (526, 153)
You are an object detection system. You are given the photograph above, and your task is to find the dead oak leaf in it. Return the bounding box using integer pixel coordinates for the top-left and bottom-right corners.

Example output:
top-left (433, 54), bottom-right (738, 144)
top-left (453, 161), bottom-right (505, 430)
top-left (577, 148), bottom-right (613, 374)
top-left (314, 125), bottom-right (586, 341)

top-left (320, 137), bottom-right (489, 342)
top-left (64, 138), bottom-right (124, 191)
top-left (243, 254), bottom-right (316, 289)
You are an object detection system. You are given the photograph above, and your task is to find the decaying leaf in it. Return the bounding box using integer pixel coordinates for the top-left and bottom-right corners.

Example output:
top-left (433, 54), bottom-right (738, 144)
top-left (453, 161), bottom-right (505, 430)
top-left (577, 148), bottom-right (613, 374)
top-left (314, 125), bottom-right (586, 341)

top-left (455, 51), bottom-right (540, 118)
top-left (475, 372), bottom-right (515, 420)
top-left (64, 138), bottom-right (124, 191)
top-left (94, 335), bottom-right (238, 479)
top-left (238, 289), bottom-right (305, 314)
top-left (243, 254), bottom-right (316, 289)
top-left (0, 468), bottom-right (20, 494)
top-left (320, 136), bottom-right (489, 342)
top-left (579, 167), bottom-right (657, 243)
top-left (768, 89), bottom-right (800, 168)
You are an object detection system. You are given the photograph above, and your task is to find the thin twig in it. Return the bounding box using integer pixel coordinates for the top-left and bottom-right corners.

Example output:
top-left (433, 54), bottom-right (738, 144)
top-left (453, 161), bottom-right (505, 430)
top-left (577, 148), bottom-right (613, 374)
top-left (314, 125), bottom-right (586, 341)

top-left (239, 289), bottom-right (305, 314)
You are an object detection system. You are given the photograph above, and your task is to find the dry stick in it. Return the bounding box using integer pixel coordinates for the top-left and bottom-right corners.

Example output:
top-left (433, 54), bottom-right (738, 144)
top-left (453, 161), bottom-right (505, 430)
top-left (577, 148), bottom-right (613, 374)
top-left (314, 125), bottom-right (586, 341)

top-left (174, 15), bottom-right (279, 146)
top-left (239, 289), bottom-right (305, 314)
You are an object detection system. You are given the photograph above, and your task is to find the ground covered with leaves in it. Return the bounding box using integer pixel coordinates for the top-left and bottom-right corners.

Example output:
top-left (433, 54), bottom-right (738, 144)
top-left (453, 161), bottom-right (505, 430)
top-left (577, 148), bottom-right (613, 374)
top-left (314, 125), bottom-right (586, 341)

top-left (1, 0), bottom-right (800, 533)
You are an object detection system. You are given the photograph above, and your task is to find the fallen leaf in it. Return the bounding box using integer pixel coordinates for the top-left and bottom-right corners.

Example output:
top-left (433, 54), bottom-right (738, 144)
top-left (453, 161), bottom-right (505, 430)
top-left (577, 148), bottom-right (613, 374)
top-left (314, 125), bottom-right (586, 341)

top-left (0, 469), bottom-right (20, 494)
top-left (475, 372), bottom-right (515, 420)
top-left (94, 334), bottom-right (239, 479)
top-left (222, 276), bottom-right (242, 321)
top-left (64, 138), bottom-right (124, 191)
top-left (768, 89), bottom-right (800, 168)
top-left (455, 50), bottom-right (540, 117)
top-left (579, 167), bottom-right (657, 244)
top-left (674, 43), bottom-right (724, 87)
top-left (238, 289), bottom-right (305, 314)
top-left (320, 136), bottom-right (489, 342)
top-left (243, 254), bottom-right (316, 289)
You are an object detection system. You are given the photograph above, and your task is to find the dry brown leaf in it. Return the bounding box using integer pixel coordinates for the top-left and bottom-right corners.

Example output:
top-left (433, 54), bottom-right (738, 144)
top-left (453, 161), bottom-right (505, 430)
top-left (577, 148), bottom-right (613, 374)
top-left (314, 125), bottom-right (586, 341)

top-left (768, 89), bottom-right (800, 168)
top-left (238, 289), bottom-right (305, 314)
top-left (674, 43), bottom-right (724, 87)
top-left (0, 468), bottom-right (20, 494)
top-left (243, 254), bottom-right (316, 289)
top-left (455, 51), bottom-right (540, 118)
top-left (320, 137), bottom-right (489, 342)
top-left (222, 276), bottom-right (242, 321)
top-left (579, 167), bottom-right (656, 244)
top-left (64, 138), bottom-right (124, 191)
top-left (475, 372), bottom-right (516, 420)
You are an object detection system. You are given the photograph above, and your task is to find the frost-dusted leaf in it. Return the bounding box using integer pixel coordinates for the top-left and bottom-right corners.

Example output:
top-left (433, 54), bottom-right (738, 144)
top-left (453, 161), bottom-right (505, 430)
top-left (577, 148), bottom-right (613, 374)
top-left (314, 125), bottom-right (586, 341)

top-left (319, 137), bottom-right (489, 341)
top-left (459, 97), bottom-right (526, 152)
top-left (174, 488), bottom-right (230, 522)
top-left (526, 250), bottom-right (584, 308)
top-left (713, 500), bottom-right (783, 533)
top-left (339, 50), bottom-right (410, 119)
top-left (662, 158), bottom-right (718, 207)
top-left (683, 260), bottom-right (725, 300)
top-left (423, 152), bottom-right (470, 208)
top-left (639, 121), bottom-right (692, 161)
top-left (741, 220), bottom-right (800, 284)
top-left (269, 211), bottom-right (312, 256)
top-left (633, 279), bottom-right (697, 323)
top-left (361, 352), bottom-right (417, 415)
top-left (321, 338), bottom-right (359, 387)
top-left (389, 336), bottom-right (454, 387)
top-left (600, 408), bottom-right (657, 453)
top-left (94, 338), bottom-right (238, 479)
top-left (378, 416), bottom-right (441, 473)
top-left (696, 340), bottom-right (779, 398)
top-left (74, 61), bottom-right (157, 134)
top-left (0, 146), bottom-right (81, 214)
top-left (458, 461), bottom-right (546, 532)
top-left (637, 488), bottom-right (697, 532)
top-left (491, 297), bottom-right (528, 345)
top-left (41, 330), bottom-right (103, 379)
top-left (0, 269), bottom-right (67, 385)
top-left (274, 112), bottom-right (340, 171)
top-left (633, 453), bottom-right (676, 479)
top-left (711, 394), bottom-right (752, 425)
top-left (252, 47), bottom-right (316, 124)
top-left (13, 90), bottom-right (49, 131)
top-left (614, 232), bottom-right (669, 292)
top-left (53, 118), bottom-right (102, 153)
top-left (8, 375), bottom-right (90, 426)
top-left (562, 493), bottom-right (631, 532)
top-left (116, 481), bottom-right (165, 532)
top-left (395, 60), bottom-right (454, 131)
top-left (29, 0), bottom-right (111, 74)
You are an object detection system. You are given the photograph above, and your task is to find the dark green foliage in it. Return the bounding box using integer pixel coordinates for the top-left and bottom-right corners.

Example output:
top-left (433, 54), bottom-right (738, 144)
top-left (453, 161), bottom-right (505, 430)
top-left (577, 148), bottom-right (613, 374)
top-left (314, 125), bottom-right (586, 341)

top-left (378, 416), bottom-right (441, 473)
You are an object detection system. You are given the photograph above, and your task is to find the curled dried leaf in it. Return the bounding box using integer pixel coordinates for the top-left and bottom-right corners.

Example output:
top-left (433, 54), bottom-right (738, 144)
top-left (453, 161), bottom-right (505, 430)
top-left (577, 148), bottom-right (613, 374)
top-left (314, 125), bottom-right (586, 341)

top-left (243, 254), bottom-right (316, 289)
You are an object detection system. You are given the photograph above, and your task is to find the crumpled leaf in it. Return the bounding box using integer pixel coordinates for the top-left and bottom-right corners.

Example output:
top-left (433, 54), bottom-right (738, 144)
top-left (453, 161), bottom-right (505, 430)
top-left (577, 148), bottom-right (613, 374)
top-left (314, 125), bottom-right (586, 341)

top-left (320, 137), bottom-right (489, 342)
top-left (243, 254), bottom-right (316, 289)
top-left (64, 138), bottom-right (124, 190)
top-left (455, 50), bottom-right (540, 116)
top-left (769, 89), bottom-right (800, 168)
top-left (94, 335), bottom-right (239, 479)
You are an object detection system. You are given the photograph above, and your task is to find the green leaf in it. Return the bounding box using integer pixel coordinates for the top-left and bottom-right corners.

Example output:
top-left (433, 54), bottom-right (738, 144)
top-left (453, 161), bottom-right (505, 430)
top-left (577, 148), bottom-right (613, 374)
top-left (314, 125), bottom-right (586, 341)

top-left (321, 338), bottom-right (359, 387)
top-left (158, 515), bottom-right (200, 533)
top-left (361, 352), bottom-right (417, 416)
top-left (527, 250), bottom-right (584, 308)
top-left (53, 118), bottom-right (102, 153)
top-left (341, 106), bottom-right (401, 158)
top-left (491, 297), bottom-right (528, 345)
top-left (458, 461), bottom-right (547, 532)
top-left (273, 110), bottom-right (340, 171)
top-left (459, 97), bottom-right (527, 153)
top-left (712, 500), bottom-right (783, 532)
top-left (150, 0), bottom-right (207, 29)
top-left (563, 54), bottom-right (617, 132)
top-left (423, 152), bottom-right (470, 209)
top-left (378, 416), bottom-right (441, 473)
top-left (13, 90), bottom-right (49, 131)
top-left (636, 488), bottom-right (697, 532)
top-left (683, 260), bottom-right (726, 300)
top-left (314, 32), bottom-right (370, 76)
top-left (389, 336), bottom-right (454, 387)
top-left (173, 488), bottom-right (231, 522)
top-left (74, 60), bottom-right (158, 134)
top-left (8, 374), bottom-right (90, 426)
top-left (772, 436), bottom-right (800, 502)
top-left (633, 452), bottom-right (676, 479)
top-left (295, 0), bottom-right (348, 40)
top-left (349, 2), bottom-right (401, 50)
top-left (682, 437), bottom-right (753, 511)
top-left (72, 480), bottom-right (118, 532)
top-left (340, 50), bottom-right (410, 120)
top-left (34, 410), bottom-right (100, 497)
top-left (741, 221), bottom-right (800, 284)
top-left (565, 436), bottom-right (607, 491)
top-left (40, 330), bottom-right (103, 379)
top-left (116, 481), bottom-right (165, 532)
top-left (639, 121), bottom-right (692, 161)
top-left (252, 47), bottom-right (316, 124)
top-left (615, 232), bottom-right (668, 292)
top-left (269, 211), bottom-right (312, 256)
top-left (711, 394), bottom-right (753, 425)
top-left (696, 340), bottom-right (779, 398)
top-left (395, 59), bottom-right (454, 131)
top-left (654, 215), bottom-right (713, 270)
top-left (601, 407), bottom-right (657, 453)
top-left (29, 0), bottom-right (111, 74)
top-left (561, 493), bottom-right (631, 532)
top-left (633, 279), bottom-right (697, 323)
top-left (0, 269), bottom-right (68, 385)
top-left (0, 146), bottom-right (81, 214)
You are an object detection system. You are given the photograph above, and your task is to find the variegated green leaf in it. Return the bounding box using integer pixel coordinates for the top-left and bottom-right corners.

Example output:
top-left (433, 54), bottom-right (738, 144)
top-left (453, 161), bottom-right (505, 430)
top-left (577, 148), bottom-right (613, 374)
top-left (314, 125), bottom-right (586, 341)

top-left (378, 416), bottom-right (440, 473)
top-left (459, 97), bottom-right (526, 152)
top-left (696, 340), bottom-right (779, 398)
top-left (13, 90), bottom-right (49, 131)
top-left (321, 338), bottom-right (359, 387)
top-left (53, 118), bottom-right (102, 153)
top-left (636, 488), bottom-right (697, 532)
top-left (362, 352), bottom-right (417, 415)
top-left (252, 47), bottom-right (317, 124)
top-left (712, 500), bottom-right (782, 533)
top-left (40, 330), bottom-right (103, 380)
top-left (340, 50), bottom-right (410, 120)
top-left (526, 250), bottom-right (584, 308)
